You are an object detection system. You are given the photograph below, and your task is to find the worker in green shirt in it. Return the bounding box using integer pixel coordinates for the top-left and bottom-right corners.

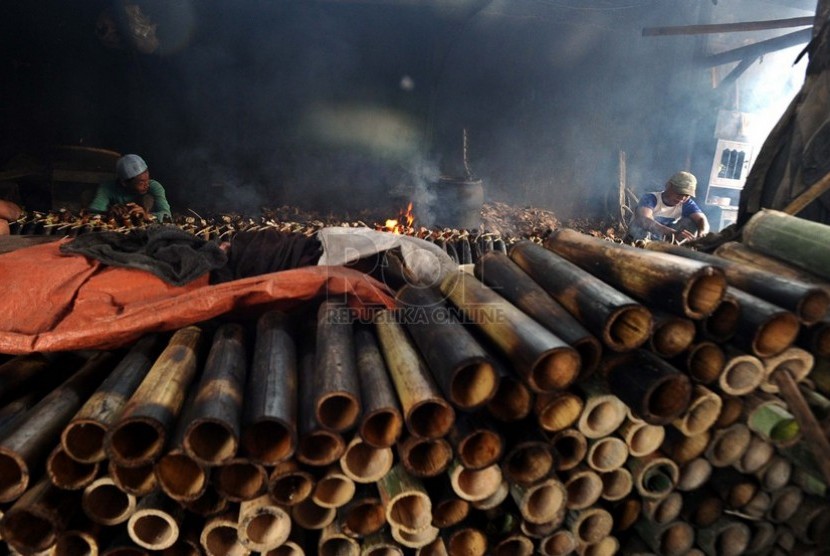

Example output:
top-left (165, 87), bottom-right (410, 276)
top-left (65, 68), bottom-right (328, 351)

top-left (88, 154), bottom-right (172, 221)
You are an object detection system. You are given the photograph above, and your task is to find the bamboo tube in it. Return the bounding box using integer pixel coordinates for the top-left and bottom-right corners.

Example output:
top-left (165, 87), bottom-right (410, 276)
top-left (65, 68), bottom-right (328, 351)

top-left (535, 390), bottom-right (583, 433)
top-left (180, 485), bottom-right (228, 518)
top-left (564, 465), bottom-right (603, 510)
top-left (813, 356), bottom-right (830, 397)
top-left (362, 530), bottom-right (402, 556)
top-left (696, 517), bottom-right (750, 556)
top-left (391, 524), bottom-right (440, 549)
top-left (578, 536), bottom-right (619, 556)
top-left (718, 345), bottom-right (765, 396)
top-left (315, 302), bottom-right (361, 432)
top-left (109, 461), bottom-right (157, 497)
top-left (715, 240), bottom-right (830, 292)
top-left (127, 491), bottom-right (183, 551)
top-left (424, 475), bottom-right (470, 528)
top-left (155, 389), bottom-right (207, 502)
top-left (801, 319), bottom-right (830, 358)
top-left (700, 291), bottom-right (741, 342)
top-left (599, 467), bottom-right (632, 501)
top-left (339, 436), bottom-right (393, 483)
top-left (708, 467), bottom-right (759, 509)
top-left (642, 491), bottom-right (683, 524)
top-left (672, 385), bottom-right (721, 436)
top-left (673, 341), bottom-right (725, 385)
top-left (82, 476), bottom-right (136, 526)
top-left (742, 209), bottom-right (830, 281)
top-left (291, 497), bottom-right (336, 530)
top-left (567, 507), bottom-right (614, 545)
top-left (520, 515), bottom-right (564, 539)
top-left (200, 509), bottom-right (249, 556)
top-left (267, 460), bottom-right (314, 507)
top-left (0, 478), bottom-right (78, 554)
top-left (447, 412), bottom-right (503, 470)
top-left (705, 424), bottom-right (751, 467)
top-left (551, 428), bottom-right (588, 471)
top-left (509, 240), bottom-right (652, 351)
top-left (106, 327), bottom-right (204, 467)
top-left (237, 494), bottom-right (291, 552)
top-left (648, 239), bottom-right (830, 325)
top-left (163, 514), bottom-right (203, 556)
top-left (377, 464), bottom-right (432, 533)
top-left (743, 489), bottom-right (772, 519)
top-left (448, 459), bottom-right (503, 502)
top-left (676, 457), bottom-right (712, 491)
top-left (617, 417), bottom-right (664, 457)
top-left (414, 536), bottom-right (446, 556)
top-left (212, 458), bottom-right (268, 502)
top-left (353, 327), bottom-right (403, 448)
top-left (474, 250), bottom-right (603, 375)
top-left (46, 443), bottom-right (99, 490)
top-left (743, 521), bottom-right (777, 555)
top-left (754, 454), bottom-right (792, 491)
top-left (396, 285), bottom-right (499, 409)
top-left (767, 485), bottom-right (803, 523)
top-left (486, 361), bottom-right (532, 422)
top-left (62, 338), bottom-right (160, 463)
top-left (609, 497), bottom-right (641, 533)
top-left (586, 436), bottom-right (628, 472)
top-left (714, 395), bottom-right (744, 428)
top-left (340, 484), bottom-right (385, 538)
top-left (540, 529), bottom-right (577, 556)
top-left (471, 477), bottom-right (510, 510)
top-left (100, 530), bottom-right (149, 556)
top-left (0, 390), bottom-right (45, 442)
top-left (396, 433), bottom-right (452, 478)
top-left (761, 346), bottom-right (813, 393)
top-left (627, 453), bottom-right (679, 499)
top-left (723, 287), bottom-right (801, 358)
top-left (439, 271), bottom-right (581, 393)
top-left (791, 466), bottom-right (827, 497)
top-left (0, 353), bottom-right (54, 402)
top-left (576, 377), bottom-right (627, 438)
top-left (493, 534), bottom-right (534, 556)
top-left (603, 350), bottom-right (692, 425)
top-left (319, 520), bottom-right (359, 556)
top-left (648, 310), bottom-right (695, 358)
top-left (744, 393), bottom-right (800, 446)
top-left (632, 520), bottom-right (695, 556)
top-left (313, 464), bottom-right (356, 509)
top-left (661, 427), bottom-right (710, 464)
top-left (785, 495), bottom-right (830, 544)
top-left (443, 524), bottom-right (487, 556)
top-left (499, 423), bottom-right (555, 485)
top-left (510, 475), bottom-right (568, 525)
top-left (374, 311), bottom-right (455, 438)
top-left (241, 312), bottom-right (297, 465)
top-left (53, 517), bottom-right (102, 556)
top-left (183, 324), bottom-right (247, 465)
top-left (681, 489), bottom-right (723, 527)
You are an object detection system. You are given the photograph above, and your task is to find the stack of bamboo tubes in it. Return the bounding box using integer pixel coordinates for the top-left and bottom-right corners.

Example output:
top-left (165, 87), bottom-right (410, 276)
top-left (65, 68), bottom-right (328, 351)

top-left (1, 209), bottom-right (830, 555)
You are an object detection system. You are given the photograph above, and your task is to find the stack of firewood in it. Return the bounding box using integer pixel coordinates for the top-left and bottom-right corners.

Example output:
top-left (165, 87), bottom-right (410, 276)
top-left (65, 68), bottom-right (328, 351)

top-left (0, 209), bottom-right (829, 555)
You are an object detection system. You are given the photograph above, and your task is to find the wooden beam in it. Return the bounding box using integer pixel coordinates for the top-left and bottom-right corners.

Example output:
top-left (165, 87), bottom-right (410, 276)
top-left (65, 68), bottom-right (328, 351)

top-left (714, 56), bottom-right (759, 91)
top-left (702, 28), bottom-right (812, 66)
top-left (782, 167), bottom-right (830, 215)
top-left (643, 17), bottom-right (813, 37)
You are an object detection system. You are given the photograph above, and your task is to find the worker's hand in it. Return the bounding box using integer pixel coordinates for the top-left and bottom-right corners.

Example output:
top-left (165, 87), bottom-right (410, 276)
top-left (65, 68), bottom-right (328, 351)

top-left (679, 229), bottom-right (698, 241)
top-left (124, 203), bottom-right (153, 222)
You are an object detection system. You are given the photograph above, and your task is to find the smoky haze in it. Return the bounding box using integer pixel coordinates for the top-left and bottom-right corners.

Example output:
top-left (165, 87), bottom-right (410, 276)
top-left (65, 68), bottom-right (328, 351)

top-left (0, 0), bottom-right (813, 222)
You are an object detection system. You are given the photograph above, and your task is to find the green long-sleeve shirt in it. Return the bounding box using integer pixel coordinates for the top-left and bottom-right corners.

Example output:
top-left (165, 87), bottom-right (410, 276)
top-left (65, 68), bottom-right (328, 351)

top-left (88, 180), bottom-right (172, 220)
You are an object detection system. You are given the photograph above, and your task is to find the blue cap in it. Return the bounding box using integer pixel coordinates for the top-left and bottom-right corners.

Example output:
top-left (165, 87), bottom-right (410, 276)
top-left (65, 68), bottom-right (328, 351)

top-left (116, 154), bottom-right (148, 181)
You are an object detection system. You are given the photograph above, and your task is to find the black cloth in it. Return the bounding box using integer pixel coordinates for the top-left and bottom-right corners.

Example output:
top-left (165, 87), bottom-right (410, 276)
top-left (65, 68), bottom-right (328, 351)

top-left (60, 226), bottom-right (227, 286)
top-left (210, 229), bottom-right (322, 284)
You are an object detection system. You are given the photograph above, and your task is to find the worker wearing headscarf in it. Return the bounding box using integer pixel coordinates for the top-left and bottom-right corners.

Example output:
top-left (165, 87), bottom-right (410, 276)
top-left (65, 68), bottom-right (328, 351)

top-left (627, 171), bottom-right (709, 242)
top-left (89, 154), bottom-right (172, 221)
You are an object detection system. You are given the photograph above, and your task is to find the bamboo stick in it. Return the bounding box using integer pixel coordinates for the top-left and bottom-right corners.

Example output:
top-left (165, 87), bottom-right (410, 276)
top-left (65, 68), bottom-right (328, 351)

top-left (551, 427), bottom-right (588, 471)
top-left (742, 209), bottom-right (830, 281)
top-left (396, 285), bottom-right (499, 408)
top-left (106, 327), bottom-right (204, 467)
top-left (760, 346), bottom-right (813, 393)
top-left (109, 461), bottom-right (157, 497)
top-left (586, 436), bottom-right (628, 472)
top-left (81, 476), bottom-right (136, 526)
top-left (535, 390), bottom-right (583, 433)
top-left (46, 443), bottom-right (100, 490)
top-left (126, 490), bottom-right (183, 551)
top-left (564, 465), bottom-right (603, 510)
top-left (1, 478), bottom-right (79, 555)
top-left (439, 271), bottom-right (581, 392)
top-left (617, 417), bottom-right (665, 457)
top-left (315, 301), bottom-right (361, 432)
top-left (268, 460), bottom-right (314, 507)
top-left (339, 484), bottom-right (385, 538)
top-left (339, 435), bottom-right (393, 483)
top-left (510, 475), bottom-right (568, 525)
top-left (353, 326), bottom-right (403, 448)
top-left (599, 467), bottom-right (633, 501)
top-left (696, 517), bottom-right (750, 556)
top-left (318, 520), bottom-right (359, 556)
top-left (237, 494), bottom-right (291, 553)
top-left (396, 433), bottom-right (452, 478)
top-left (377, 464), bottom-right (432, 534)
top-left (672, 385), bottom-right (722, 436)
top-left (212, 457), bottom-right (268, 502)
top-left (486, 361), bottom-right (532, 422)
top-left (200, 509), bottom-right (249, 556)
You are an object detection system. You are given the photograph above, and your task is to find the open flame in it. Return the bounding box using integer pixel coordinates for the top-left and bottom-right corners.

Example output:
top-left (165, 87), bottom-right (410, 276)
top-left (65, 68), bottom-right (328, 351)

top-left (382, 202), bottom-right (414, 234)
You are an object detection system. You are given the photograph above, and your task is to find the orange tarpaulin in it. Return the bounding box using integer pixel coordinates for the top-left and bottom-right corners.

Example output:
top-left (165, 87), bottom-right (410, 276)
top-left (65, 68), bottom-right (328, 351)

top-left (0, 240), bottom-right (395, 353)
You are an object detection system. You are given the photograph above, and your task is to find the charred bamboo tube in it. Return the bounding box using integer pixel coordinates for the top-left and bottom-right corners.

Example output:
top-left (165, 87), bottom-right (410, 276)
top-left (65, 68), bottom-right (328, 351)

top-left (551, 428), bottom-right (588, 471)
top-left (617, 417), bottom-right (665, 457)
top-left (313, 464), bottom-right (356, 509)
top-left (447, 412), bottom-right (503, 470)
top-left (0, 353), bottom-right (73, 404)
top-left (200, 509), bottom-right (248, 556)
top-left (0, 478), bottom-right (79, 555)
top-left (53, 516), bottom-right (103, 556)
top-left (754, 454), bottom-right (792, 491)
top-left (540, 529), bottom-right (577, 556)
top-left (627, 453), bottom-right (679, 499)
top-left (62, 336), bottom-right (161, 463)
top-left (714, 395), bottom-right (744, 428)
top-left (0, 351), bottom-right (114, 503)
top-left (499, 423), bottom-right (555, 485)
top-left (237, 494), bottom-right (291, 553)
top-left (576, 377), bottom-right (627, 438)
top-left (126, 491), bottom-right (183, 551)
top-left (647, 240), bottom-right (830, 324)
top-left (363, 530), bottom-right (402, 556)
top-left (106, 327), bottom-right (204, 467)
top-left (603, 350), bottom-right (692, 425)
top-left (760, 346), bottom-right (813, 393)
top-left (155, 385), bottom-right (207, 502)
top-left (471, 477), bottom-right (510, 510)
top-left (599, 467), bottom-right (633, 501)
top-left (374, 311), bottom-right (454, 438)
top-left (649, 310), bottom-right (696, 358)
top-left (181, 485), bottom-right (228, 518)
top-left (672, 341), bottom-right (725, 385)
top-left (681, 490), bottom-right (722, 527)
top-left (715, 240), bottom-right (830, 291)
top-left (509, 240), bottom-right (652, 351)
top-left (564, 465), bottom-right (603, 510)
top-left (672, 385), bottom-right (722, 436)
top-left (339, 436), bottom-right (393, 483)
top-left (46, 443), bottom-right (99, 490)
top-left (396, 285), bottom-right (499, 409)
top-left (767, 485), bottom-right (803, 523)
top-left (676, 457), bottom-right (712, 491)
top-left (319, 521), bottom-right (359, 556)
top-left (801, 319), bottom-right (830, 358)
top-left (396, 434), bottom-right (452, 478)
top-left (661, 427), bottom-right (710, 464)
top-left (696, 517), bottom-right (751, 556)
top-left (744, 394), bottom-right (800, 445)
top-left (242, 312), bottom-right (297, 465)
top-left (785, 495), bottom-right (830, 544)
top-left (0, 391), bottom-right (44, 441)
top-left (391, 524), bottom-right (440, 549)
top-left (510, 476), bottom-right (568, 525)
top-left (610, 497), bottom-right (642, 533)
top-left (535, 390), bottom-right (583, 433)
top-left (585, 436), bottom-right (628, 472)
top-left (100, 529), bottom-right (149, 556)
top-left (82, 476), bottom-right (136, 526)
top-left (742, 209), bottom-right (830, 281)
top-left (423, 475), bottom-right (470, 528)
top-left (291, 497), bottom-right (336, 530)
top-left (439, 271), bottom-right (581, 392)
top-left (734, 434), bottom-right (775, 474)
top-left (164, 514), bottom-right (203, 556)
top-left (109, 461), bottom-right (157, 497)
top-left (340, 484), bottom-right (386, 538)
top-left (354, 327), bottom-right (403, 448)
top-left (486, 362), bottom-right (532, 422)
top-left (642, 491), bottom-right (683, 524)
top-left (315, 302), bottom-right (361, 432)
top-left (708, 468), bottom-right (760, 509)
top-left (212, 457), bottom-right (267, 502)
top-left (448, 459), bottom-right (503, 502)
top-left (705, 423), bottom-right (751, 467)
top-left (549, 228), bottom-right (726, 319)
top-left (718, 345), bottom-right (765, 396)
top-left (474, 250), bottom-right (603, 375)
top-left (700, 291), bottom-right (741, 342)
top-left (632, 520), bottom-right (695, 556)
top-left (377, 464), bottom-right (432, 534)
top-left (723, 287), bottom-right (801, 358)
top-left (567, 507), bottom-right (614, 545)
top-left (183, 324), bottom-right (247, 465)
top-left (268, 460), bottom-right (314, 507)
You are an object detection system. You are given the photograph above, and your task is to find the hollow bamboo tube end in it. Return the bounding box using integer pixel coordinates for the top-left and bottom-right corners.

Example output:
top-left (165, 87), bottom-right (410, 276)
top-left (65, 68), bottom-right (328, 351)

top-left (797, 289), bottom-right (830, 324)
top-left (54, 529), bottom-right (98, 556)
top-left (719, 354), bottom-right (764, 396)
top-left (291, 497), bottom-right (336, 530)
top-left (184, 419), bottom-right (238, 466)
top-left (536, 392), bottom-right (584, 433)
top-left (391, 524), bottom-right (439, 549)
top-left (106, 418), bottom-right (165, 468)
top-left (407, 399), bottom-right (454, 440)
top-left (359, 408), bottom-right (403, 449)
top-left (127, 507), bottom-right (180, 551)
top-left (754, 312), bottom-right (800, 358)
top-left (109, 460), bottom-right (157, 496)
top-left (268, 463), bottom-right (314, 507)
top-left (340, 437), bottom-right (393, 483)
top-left (704, 295), bottom-right (740, 340)
top-left (241, 418), bottom-right (297, 465)
top-left (213, 459), bottom-right (268, 502)
top-left (446, 527), bottom-right (487, 556)
top-left (316, 392), bottom-right (360, 433)
top-left (61, 419), bottom-right (108, 463)
top-left (200, 512), bottom-right (247, 555)
top-left (449, 462), bottom-right (503, 502)
top-left (398, 436), bottom-right (452, 478)
top-left (450, 360), bottom-right (499, 409)
top-left (155, 452), bottom-right (207, 501)
top-left (604, 305), bottom-right (652, 352)
top-left (705, 424), bottom-right (751, 467)
top-left (46, 445), bottom-right (99, 490)
top-left (685, 271), bottom-right (728, 319)
top-left (540, 529), bottom-right (577, 556)
top-left (487, 376), bottom-right (532, 422)
top-left (313, 469), bottom-right (356, 509)
top-left (643, 490), bottom-right (683, 524)
top-left (503, 441), bottom-right (554, 486)
top-left (238, 495), bottom-right (291, 552)
top-left (599, 467), bottom-right (632, 501)
top-left (564, 467), bottom-right (603, 510)
top-left (551, 429), bottom-right (588, 472)
top-left (342, 497), bottom-right (386, 537)
top-left (687, 342), bottom-right (726, 384)
top-left (530, 347), bottom-right (580, 393)
top-left (673, 386), bottom-right (722, 436)
top-left (651, 317), bottom-right (696, 358)
top-left (586, 437), bottom-right (628, 472)
top-left (676, 457), bottom-right (712, 491)
top-left (297, 429), bottom-right (345, 467)
top-left (456, 429), bottom-right (503, 470)
top-left (578, 395), bottom-right (626, 439)
top-left (431, 498), bottom-right (470, 528)
top-left (570, 507), bottom-right (613, 545)
top-left (471, 478), bottom-right (510, 510)
top-left (621, 419), bottom-right (665, 457)
top-left (493, 534), bottom-right (534, 556)
top-left (0, 448), bottom-right (28, 503)
top-left (761, 347), bottom-right (814, 393)
top-left (82, 477), bottom-right (136, 526)
top-left (513, 477), bottom-right (567, 525)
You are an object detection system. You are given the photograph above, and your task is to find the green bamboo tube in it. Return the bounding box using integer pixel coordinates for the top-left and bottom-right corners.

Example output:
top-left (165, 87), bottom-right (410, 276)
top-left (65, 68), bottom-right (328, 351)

top-left (661, 427), bottom-right (710, 464)
top-left (742, 209), bottom-right (830, 281)
top-left (362, 529), bottom-right (402, 556)
top-left (767, 485), bottom-right (803, 523)
top-left (535, 390), bottom-right (583, 433)
top-left (200, 508), bottom-right (248, 556)
top-left (126, 490), bottom-right (184, 551)
top-left (618, 417), bottom-right (665, 457)
top-left (486, 360), bottom-right (532, 422)
top-left (315, 302), bottom-right (362, 432)
top-left (212, 457), bottom-right (268, 502)
top-left (267, 460), bottom-right (314, 507)
top-left (0, 478), bottom-right (79, 555)
top-left (0, 351), bottom-right (115, 503)
top-left (675, 457), bottom-right (712, 492)
top-left (632, 520), bottom-right (695, 556)
top-left (423, 474), bottom-right (470, 528)
top-left (564, 465), bottom-right (603, 510)
top-left (540, 529), bottom-right (577, 556)
top-left (155, 389), bottom-right (207, 502)
top-left (106, 327), bottom-right (204, 467)
top-left (551, 428), bottom-right (588, 471)
top-left (319, 520), bottom-right (359, 556)
top-left (671, 341), bottom-right (725, 385)
top-left (700, 290), bottom-right (741, 342)
top-left (642, 490), bottom-right (683, 524)
top-left (354, 326), bottom-right (403, 449)
top-left (236, 493), bottom-right (291, 553)
top-left (439, 271), bottom-right (581, 393)
top-left (396, 285), bottom-right (499, 409)
top-left (599, 467), bottom-right (633, 502)
top-left (510, 475), bottom-right (568, 525)
top-left (715, 241), bottom-right (830, 294)
top-left (648, 310), bottom-right (696, 358)
top-left (626, 453), bottom-right (679, 499)
top-left (760, 346), bottom-right (813, 393)
top-left (447, 411), bottom-right (503, 470)
top-left (672, 385), bottom-right (721, 437)
top-left (374, 311), bottom-right (455, 439)
top-left (396, 433), bottom-right (452, 478)
top-left (744, 394), bottom-right (800, 446)
top-left (109, 460), bottom-right (157, 497)
top-left (718, 344), bottom-right (765, 396)
top-left (391, 524), bottom-right (440, 549)
top-left (791, 466), bottom-right (827, 497)
top-left (474, 250), bottom-right (603, 375)
top-left (81, 476), bottom-right (136, 526)
top-left (339, 435), bottom-right (393, 483)
top-left (448, 459), bottom-right (503, 503)
top-left (575, 376), bottom-right (627, 438)
top-left (377, 463), bottom-right (432, 534)
top-left (586, 436), bottom-right (628, 473)
top-left (733, 433), bottom-right (775, 474)
top-left (705, 423), bottom-right (751, 467)
top-left (62, 336), bottom-right (161, 464)
top-left (509, 240), bottom-right (653, 352)
top-left (291, 497), bottom-right (336, 530)
top-left (45, 443), bottom-right (99, 490)
top-left (697, 517), bottom-right (750, 556)
top-left (647, 239), bottom-right (830, 325)
top-left (312, 464), bottom-right (356, 509)
top-left (339, 483), bottom-right (385, 538)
